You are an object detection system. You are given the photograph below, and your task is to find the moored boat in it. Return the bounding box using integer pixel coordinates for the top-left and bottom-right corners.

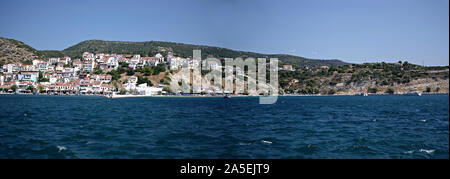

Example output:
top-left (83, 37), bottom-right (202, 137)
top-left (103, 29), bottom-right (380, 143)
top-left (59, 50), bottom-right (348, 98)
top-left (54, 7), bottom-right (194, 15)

top-left (404, 91), bottom-right (422, 96)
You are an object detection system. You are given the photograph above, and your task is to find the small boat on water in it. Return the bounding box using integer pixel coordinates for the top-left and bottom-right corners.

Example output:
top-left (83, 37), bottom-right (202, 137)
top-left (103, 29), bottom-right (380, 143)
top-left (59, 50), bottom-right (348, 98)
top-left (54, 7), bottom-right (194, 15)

top-left (355, 92), bottom-right (368, 96)
top-left (404, 91), bottom-right (422, 96)
top-left (355, 87), bottom-right (368, 96)
top-left (404, 89), bottom-right (422, 96)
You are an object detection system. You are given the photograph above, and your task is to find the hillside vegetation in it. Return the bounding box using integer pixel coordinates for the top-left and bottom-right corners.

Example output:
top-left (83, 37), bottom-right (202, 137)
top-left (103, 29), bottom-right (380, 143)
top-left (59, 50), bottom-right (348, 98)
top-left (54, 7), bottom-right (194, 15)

top-left (280, 62), bottom-right (449, 95)
top-left (0, 37), bottom-right (41, 65)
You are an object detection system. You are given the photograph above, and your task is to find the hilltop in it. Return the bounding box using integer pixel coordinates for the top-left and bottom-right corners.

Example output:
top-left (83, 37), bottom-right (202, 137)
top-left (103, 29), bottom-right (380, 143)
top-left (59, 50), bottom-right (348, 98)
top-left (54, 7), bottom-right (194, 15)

top-left (0, 37), bottom-right (41, 65)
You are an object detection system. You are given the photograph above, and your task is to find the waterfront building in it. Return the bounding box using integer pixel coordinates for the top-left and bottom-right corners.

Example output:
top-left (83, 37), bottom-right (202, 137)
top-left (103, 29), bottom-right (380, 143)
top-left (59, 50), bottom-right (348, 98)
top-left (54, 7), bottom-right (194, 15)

top-left (18, 71), bottom-right (39, 82)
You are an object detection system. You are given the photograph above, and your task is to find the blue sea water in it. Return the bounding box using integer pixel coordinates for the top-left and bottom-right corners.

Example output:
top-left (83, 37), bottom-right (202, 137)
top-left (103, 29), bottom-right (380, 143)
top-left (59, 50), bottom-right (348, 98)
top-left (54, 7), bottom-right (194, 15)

top-left (0, 94), bottom-right (448, 159)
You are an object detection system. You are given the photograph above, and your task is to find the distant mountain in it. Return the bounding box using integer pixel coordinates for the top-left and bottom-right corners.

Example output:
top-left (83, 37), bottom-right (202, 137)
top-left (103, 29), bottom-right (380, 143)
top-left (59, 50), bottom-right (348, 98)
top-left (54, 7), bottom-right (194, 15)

top-left (60, 40), bottom-right (349, 66)
top-left (0, 37), bottom-right (41, 66)
top-left (0, 37), bottom-right (349, 66)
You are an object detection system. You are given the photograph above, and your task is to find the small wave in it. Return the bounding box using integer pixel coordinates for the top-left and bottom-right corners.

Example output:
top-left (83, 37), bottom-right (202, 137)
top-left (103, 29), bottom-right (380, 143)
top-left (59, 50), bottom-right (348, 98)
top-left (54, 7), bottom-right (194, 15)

top-left (419, 149), bottom-right (435, 154)
top-left (404, 150), bottom-right (414, 154)
top-left (261, 140), bottom-right (272, 144)
top-left (419, 120), bottom-right (426, 122)
top-left (239, 142), bottom-right (251, 146)
top-left (57, 146), bottom-right (67, 152)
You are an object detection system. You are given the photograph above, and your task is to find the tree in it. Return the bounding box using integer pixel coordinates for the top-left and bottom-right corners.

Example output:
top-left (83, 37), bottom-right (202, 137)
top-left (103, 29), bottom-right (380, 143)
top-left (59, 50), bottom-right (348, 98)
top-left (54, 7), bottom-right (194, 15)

top-left (328, 89), bottom-right (336, 95)
top-left (367, 87), bottom-right (378, 94)
top-left (153, 63), bottom-right (166, 75)
top-left (385, 88), bottom-right (395, 94)
top-left (107, 70), bottom-right (121, 81)
top-left (11, 84), bottom-right (18, 92)
top-left (119, 62), bottom-right (128, 68)
top-left (119, 88), bottom-right (127, 94)
top-left (425, 86), bottom-right (431, 93)
top-left (117, 67), bottom-right (127, 74)
top-left (403, 61), bottom-right (409, 67)
top-left (137, 76), bottom-right (153, 86)
top-left (127, 69), bottom-right (135, 76)
top-left (26, 86), bottom-right (34, 93)
top-left (94, 69), bottom-right (104, 74)
top-left (143, 66), bottom-right (153, 76)
top-left (23, 60), bottom-right (33, 65)
top-left (163, 86), bottom-right (172, 93)
top-left (38, 72), bottom-right (50, 82)
top-left (39, 86), bottom-right (45, 93)
top-left (135, 67), bottom-right (143, 73)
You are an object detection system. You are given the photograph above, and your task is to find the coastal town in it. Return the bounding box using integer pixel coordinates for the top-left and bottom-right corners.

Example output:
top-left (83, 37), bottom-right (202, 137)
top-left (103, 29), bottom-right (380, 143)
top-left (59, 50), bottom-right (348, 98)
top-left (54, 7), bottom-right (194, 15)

top-left (0, 49), bottom-right (296, 97)
top-left (0, 50), bottom-right (448, 97)
top-left (0, 52), bottom-right (173, 96)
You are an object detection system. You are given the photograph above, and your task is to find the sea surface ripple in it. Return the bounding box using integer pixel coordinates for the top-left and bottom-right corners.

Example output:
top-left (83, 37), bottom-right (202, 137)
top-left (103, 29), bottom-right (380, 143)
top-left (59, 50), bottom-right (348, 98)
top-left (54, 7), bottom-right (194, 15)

top-left (0, 94), bottom-right (448, 159)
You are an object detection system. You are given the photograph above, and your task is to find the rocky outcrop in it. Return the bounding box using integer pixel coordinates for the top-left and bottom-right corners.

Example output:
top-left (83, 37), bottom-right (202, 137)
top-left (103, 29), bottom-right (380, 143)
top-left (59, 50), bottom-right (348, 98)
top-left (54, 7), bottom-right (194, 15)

top-left (334, 77), bottom-right (449, 95)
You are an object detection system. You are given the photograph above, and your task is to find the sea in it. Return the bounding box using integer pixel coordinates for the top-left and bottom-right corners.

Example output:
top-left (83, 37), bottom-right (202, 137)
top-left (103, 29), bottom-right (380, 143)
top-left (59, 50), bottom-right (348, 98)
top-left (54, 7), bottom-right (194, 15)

top-left (0, 94), bottom-right (448, 159)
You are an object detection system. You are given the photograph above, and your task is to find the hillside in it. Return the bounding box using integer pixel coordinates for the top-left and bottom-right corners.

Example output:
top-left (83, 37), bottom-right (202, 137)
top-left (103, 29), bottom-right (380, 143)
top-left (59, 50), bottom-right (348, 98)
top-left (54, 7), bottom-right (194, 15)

top-left (0, 37), bottom-right (349, 67)
top-left (61, 40), bottom-right (348, 66)
top-left (0, 37), bottom-right (41, 66)
top-left (279, 62), bottom-right (449, 95)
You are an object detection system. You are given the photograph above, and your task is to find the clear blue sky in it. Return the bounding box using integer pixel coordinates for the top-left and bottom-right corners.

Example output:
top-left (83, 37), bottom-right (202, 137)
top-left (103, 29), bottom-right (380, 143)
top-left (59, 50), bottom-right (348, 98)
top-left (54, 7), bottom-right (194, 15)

top-left (0, 0), bottom-right (448, 66)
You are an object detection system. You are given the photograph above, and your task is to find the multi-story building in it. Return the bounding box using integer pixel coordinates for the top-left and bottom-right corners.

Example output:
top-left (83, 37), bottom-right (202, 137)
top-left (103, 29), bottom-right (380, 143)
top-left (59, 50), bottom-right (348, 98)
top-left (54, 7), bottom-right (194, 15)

top-left (82, 61), bottom-right (95, 73)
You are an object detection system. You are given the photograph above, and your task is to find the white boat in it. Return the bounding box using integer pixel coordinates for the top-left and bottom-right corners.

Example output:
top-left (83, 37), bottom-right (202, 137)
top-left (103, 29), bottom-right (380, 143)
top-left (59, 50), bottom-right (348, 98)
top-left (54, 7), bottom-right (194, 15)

top-left (355, 92), bottom-right (368, 96)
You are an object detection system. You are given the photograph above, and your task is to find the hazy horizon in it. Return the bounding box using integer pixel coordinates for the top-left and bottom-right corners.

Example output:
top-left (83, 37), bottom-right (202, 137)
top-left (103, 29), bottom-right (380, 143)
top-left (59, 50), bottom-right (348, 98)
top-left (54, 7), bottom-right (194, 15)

top-left (0, 0), bottom-right (448, 66)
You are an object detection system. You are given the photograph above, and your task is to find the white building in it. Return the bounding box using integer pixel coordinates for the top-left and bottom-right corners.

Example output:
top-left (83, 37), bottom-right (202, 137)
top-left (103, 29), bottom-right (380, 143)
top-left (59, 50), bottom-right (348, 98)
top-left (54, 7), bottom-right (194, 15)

top-left (126, 83), bottom-right (162, 96)
top-left (2, 64), bottom-right (13, 73)
top-left (83, 52), bottom-right (95, 59)
top-left (128, 76), bottom-right (138, 84)
top-left (83, 61), bottom-right (95, 73)
top-left (34, 61), bottom-right (48, 72)
top-left (169, 57), bottom-right (188, 70)
top-left (61, 56), bottom-right (71, 65)
top-left (2, 63), bottom-right (22, 74)
top-left (106, 56), bottom-right (119, 70)
top-left (48, 58), bottom-right (60, 64)
top-left (282, 65), bottom-right (295, 71)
